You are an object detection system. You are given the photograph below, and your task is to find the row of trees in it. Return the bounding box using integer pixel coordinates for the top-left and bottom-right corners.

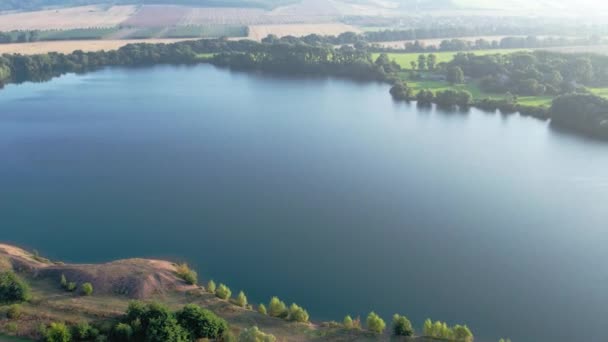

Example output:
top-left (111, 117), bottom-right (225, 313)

top-left (423, 319), bottom-right (474, 342)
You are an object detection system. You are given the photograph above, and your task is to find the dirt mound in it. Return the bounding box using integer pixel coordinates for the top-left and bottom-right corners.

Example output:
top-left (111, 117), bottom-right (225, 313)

top-left (0, 244), bottom-right (193, 299)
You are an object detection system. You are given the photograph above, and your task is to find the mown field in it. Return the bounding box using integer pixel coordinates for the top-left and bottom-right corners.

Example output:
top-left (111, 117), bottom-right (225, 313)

top-left (373, 49), bottom-right (528, 70)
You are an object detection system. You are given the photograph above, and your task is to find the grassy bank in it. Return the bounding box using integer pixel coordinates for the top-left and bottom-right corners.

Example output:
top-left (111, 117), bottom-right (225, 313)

top-left (373, 49), bottom-right (527, 70)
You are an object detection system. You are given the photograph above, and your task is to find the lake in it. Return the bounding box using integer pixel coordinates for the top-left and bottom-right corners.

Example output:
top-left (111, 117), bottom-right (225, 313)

top-left (1, 64), bottom-right (607, 342)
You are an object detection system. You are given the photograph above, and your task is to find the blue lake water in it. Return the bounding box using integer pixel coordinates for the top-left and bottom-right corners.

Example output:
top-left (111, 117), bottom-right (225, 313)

top-left (1, 64), bottom-right (608, 342)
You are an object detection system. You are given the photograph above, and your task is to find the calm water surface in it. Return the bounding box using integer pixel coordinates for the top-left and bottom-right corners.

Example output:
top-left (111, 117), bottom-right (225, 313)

top-left (1, 65), bottom-right (607, 342)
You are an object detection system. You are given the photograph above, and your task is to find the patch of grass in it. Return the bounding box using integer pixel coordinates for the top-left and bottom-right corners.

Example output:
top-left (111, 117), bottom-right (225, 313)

top-left (374, 49), bottom-right (528, 69)
top-left (588, 87), bottom-right (608, 99)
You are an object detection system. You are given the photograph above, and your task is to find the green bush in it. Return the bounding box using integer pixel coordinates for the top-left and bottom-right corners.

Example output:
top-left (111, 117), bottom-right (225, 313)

top-left (268, 297), bottom-right (287, 318)
top-left (392, 314), bottom-right (414, 336)
top-left (207, 280), bottom-right (216, 293)
top-left (6, 322), bottom-right (18, 334)
top-left (81, 283), bottom-right (93, 296)
top-left (215, 284), bottom-right (231, 300)
top-left (235, 291), bottom-right (247, 307)
top-left (287, 303), bottom-right (309, 323)
top-left (112, 323), bottom-right (133, 342)
top-left (60, 274), bottom-right (67, 289)
top-left (0, 271), bottom-right (31, 303)
top-left (6, 303), bottom-right (22, 319)
top-left (238, 326), bottom-right (276, 342)
top-left (366, 312), bottom-right (386, 334)
top-left (67, 282), bottom-right (77, 292)
top-left (73, 322), bottom-right (94, 341)
top-left (175, 263), bottom-right (197, 285)
top-left (257, 304), bottom-right (267, 315)
top-left (176, 304), bottom-right (228, 339)
top-left (124, 302), bottom-right (189, 342)
top-left (45, 322), bottom-right (71, 342)
top-left (453, 324), bottom-right (474, 342)
top-left (343, 315), bottom-right (353, 329)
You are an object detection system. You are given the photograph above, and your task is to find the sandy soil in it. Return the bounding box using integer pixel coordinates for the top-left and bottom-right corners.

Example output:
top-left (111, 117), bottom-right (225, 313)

top-left (0, 5), bottom-right (137, 31)
top-left (248, 23), bottom-right (360, 41)
top-left (0, 38), bottom-right (198, 55)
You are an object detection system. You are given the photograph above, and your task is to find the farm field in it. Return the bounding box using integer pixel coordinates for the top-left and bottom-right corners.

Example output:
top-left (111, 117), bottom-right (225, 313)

top-left (0, 38), bottom-right (197, 55)
top-left (248, 23), bottom-right (359, 40)
top-left (0, 5), bottom-right (137, 31)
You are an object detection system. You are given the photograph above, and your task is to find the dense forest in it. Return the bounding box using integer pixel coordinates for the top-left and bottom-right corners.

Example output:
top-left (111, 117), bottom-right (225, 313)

top-left (1, 35), bottom-right (607, 139)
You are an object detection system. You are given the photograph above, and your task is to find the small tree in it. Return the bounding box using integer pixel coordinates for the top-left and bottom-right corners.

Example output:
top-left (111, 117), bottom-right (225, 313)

top-left (81, 283), bottom-right (93, 296)
top-left (66, 282), bottom-right (77, 292)
top-left (235, 291), bottom-right (247, 307)
top-left (392, 314), bottom-right (414, 336)
top-left (257, 304), bottom-right (267, 315)
top-left (390, 82), bottom-right (414, 101)
top-left (7, 304), bottom-right (22, 319)
top-left (287, 303), bottom-right (309, 323)
top-left (423, 318), bottom-right (433, 336)
top-left (238, 326), bottom-right (276, 342)
top-left (45, 322), bottom-right (71, 342)
top-left (453, 324), bottom-right (474, 342)
top-left (418, 54), bottom-right (427, 70)
top-left (0, 271), bottom-right (31, 303)
top-left (343, 315), bottom-right (353, 329)
top-left (215, 284), bottom-right (231, 300)
top-left (268, 297), bottom-right (287, 318)
top-left (73, 322), bottom-right (93, 340)
top-left (447, 66), bottom-right (465, 84)
top-left (427, 54), bottom-right (437, 70)
top-left (60, 274), bottom-right (67, 289)
top-left (175, 263), bottom-right (197, 285)
top-left (366, 312), bottom-right (386, 334)
top-left (207, 280), bottom-right (216, 293)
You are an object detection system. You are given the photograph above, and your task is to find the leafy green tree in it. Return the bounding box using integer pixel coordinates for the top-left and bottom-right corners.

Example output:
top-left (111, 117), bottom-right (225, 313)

top-left (215, 284), bottom-right (232, 300)
top-left (6, 304), bottom-right (21, 319)
top-left (238, 326), bottom-right (276, 342)
top-left (72, 322), bottom-right (96, 341)
top-left (423, 318), bottom-right (432, 336)
top-left (257, 304), bottom-right (267, 315)
top-left (366, 312), bottom-right (386, 334)
top-left (287, 303), bottom-right (309, 323)
top-left (60, 274), bottom-right (67, 289)
top-left (207, 280), bottom-right (216, 293)
top-left (427, 54), bottom-right (437, 70)
top-left (176, 304), bottom-right (228, 339)
top-left (81, 283), bottom-right (93, 296)
top-left (343, 315), bottom-right (353, 329)
top-left (235, 291), bottom-right (248, 307)
top-left (112, 323), bottom-right (133, 342)
top-left (146, 314), bottom-right (189, 342)
top-left (45, 322), bottom-right (71, 342)
top-left (392, 314), bottom-right (414, 336)
top-left (268, 297), bottom-right (287, 318)
top-left (447, 65), bottom-right (465, 84)
top-left (410, 61), bottom-right (417, 70)
top-left (416, 89), bottom-right (435, 105)
top-left (390, 82), bottom-right (414, 101)
top-left (67, 282), bottom-right (77, 292)
top-left (0, 271), bottom-right (31, 303)
top-left (418, 54), bottom-right (427, 70)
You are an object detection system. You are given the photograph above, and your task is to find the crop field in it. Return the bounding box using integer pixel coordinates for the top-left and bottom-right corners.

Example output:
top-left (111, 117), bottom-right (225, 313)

top-left (0, 38), bottom-right (197, 55)
top-left (0, 5), bottom-right (137, 31)
top-left (164, 25), bottom-right (248, 38)
top-left (37, 28), bottom-right (120, 41)
top-left (248, 23), bottom-right (359, 40)
top-left (122, 5), bottom-right (191, 27)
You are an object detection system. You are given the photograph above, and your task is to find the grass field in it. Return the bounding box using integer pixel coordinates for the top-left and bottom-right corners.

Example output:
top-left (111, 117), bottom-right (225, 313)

top-left (373, 49), bottom-right (528, 69)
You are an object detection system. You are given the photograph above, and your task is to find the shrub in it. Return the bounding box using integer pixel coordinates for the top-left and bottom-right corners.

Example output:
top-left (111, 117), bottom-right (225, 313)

top-left (392, 314), bottom-right (414, 336)
top-left (81, 283), bottom-right (93, 296)
top-left (257, 304), bottom-right (267, 315)
top-left (73, 322), bottom-right (93, 341)
top-left (238, 326), bottom-right (276, 342)
top-left (6, 303), bottom-right (22, 319)
top-left (268, 297), bottom-right (287, 318)
top-left (390, 82), bottom-right (414, 101)
top-left (124, 301), bottom-right (190, 342)
top-left (453, 324), bottom-right (474, 342)
top-left (45, 322), bottom-right (71, 342)
top-left (175, 263), bottom-right (197, 285)
top-left (215, 284), bottom-right (231, 300)
top-left (366, 312), bottom-right (386, 334)
top-left (146, 314), bottom-right (189, 342)
top-left (6, 322), bottom-right (18, 334)
top-left (60, 274), bottom-right (67, 289)
top-left (287, 303), bottom-right (309, 323)
top-left (447, 65), bottom-right (464, 84)
top-left (235, 291), bottom-right (247, 307)
top-left (343, 315), bottom-right (353, 329)
top-left (207, 280), bottom-right (216, 293)
top-left (67, 282), bottom-right (77, 292)
top-left (0, 271), bottom-right (31, 303)
top-left (176, 304), bottom-right (228, 339)
top-left (112, 323), bottom-right (133, 342)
